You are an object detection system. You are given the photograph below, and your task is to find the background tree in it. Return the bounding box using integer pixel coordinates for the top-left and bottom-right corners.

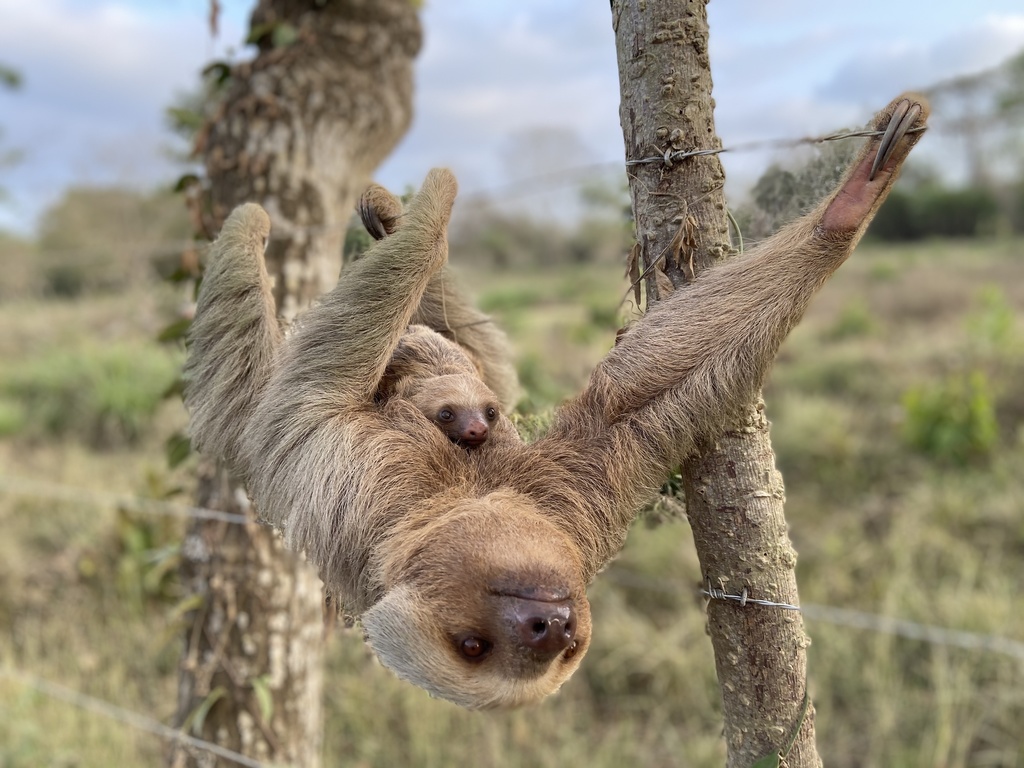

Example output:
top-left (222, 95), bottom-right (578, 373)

top-left (612, 1), bottom-right (820, 766)
top-left (0, 64), bottom-right (22, 199)
top-left (169, 2), bottom-right (421, 766)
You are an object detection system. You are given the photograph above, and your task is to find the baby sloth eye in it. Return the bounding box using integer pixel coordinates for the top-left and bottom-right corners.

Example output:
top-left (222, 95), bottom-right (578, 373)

top-left (457, 636), bottom-right (492, 661)
top-left (563, 639), bottom-right (580, 661)
top-left (485, 407), bottom-right (497, 421)
top-left (437, 409), bottom-right (455, 422)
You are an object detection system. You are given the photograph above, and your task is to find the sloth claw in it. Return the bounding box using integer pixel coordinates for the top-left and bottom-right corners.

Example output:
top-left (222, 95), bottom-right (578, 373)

top-left (869, 98), bottom-right (922, 181)
top-left (358, 196), bottom-right (389, 241)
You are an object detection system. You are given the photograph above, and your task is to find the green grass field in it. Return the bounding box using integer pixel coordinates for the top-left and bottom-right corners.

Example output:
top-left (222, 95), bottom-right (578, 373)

top-left (1, 237), bottom-right (1023, 767)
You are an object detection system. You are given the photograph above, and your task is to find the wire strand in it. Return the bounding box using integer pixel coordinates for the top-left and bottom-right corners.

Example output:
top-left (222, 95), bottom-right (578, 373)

top-left (5, 473), bottom-right (1023, 664)
top-left (625, 126), bottom-right (928, 167)
top-left (607, 570), bottom-right (1024, 662)
top-left (0, 668), bottom-right (274, 768)
top-left (0, 475), bottom-right (249, 525)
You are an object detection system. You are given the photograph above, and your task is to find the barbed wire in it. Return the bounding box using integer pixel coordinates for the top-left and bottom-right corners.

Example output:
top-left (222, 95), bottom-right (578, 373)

top-left (8, 112), bottom-right (967, 265)
top-left (800, 603), bottom-right (1024, 662)
top-left (0, 475), bottom-right (249, 525)
top-left (5, 473), bottom-right (1023, 662)
top-left (607, 570), bottom-right (1024, 662)
top-left (0, 668), bottom-right (274, 768)
top-left (702, 580), bottom-right (801, 610)
top-left (625, 126), bottom-right (928, 168)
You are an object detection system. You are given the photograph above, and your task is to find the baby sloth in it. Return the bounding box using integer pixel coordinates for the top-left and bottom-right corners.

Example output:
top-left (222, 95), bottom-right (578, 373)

top-left (382, 324), bottom-right (501, 448)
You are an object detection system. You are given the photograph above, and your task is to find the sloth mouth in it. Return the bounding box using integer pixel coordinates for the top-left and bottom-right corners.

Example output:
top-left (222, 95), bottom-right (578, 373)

top-left (489, 585), bottom-right (571, 603)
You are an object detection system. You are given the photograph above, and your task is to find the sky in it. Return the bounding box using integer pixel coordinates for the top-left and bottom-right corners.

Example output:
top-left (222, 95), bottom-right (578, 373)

top-left (1, 0), bottom-right (1023, 235)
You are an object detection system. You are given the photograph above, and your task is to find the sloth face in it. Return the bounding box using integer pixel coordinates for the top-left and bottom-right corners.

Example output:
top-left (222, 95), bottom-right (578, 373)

top-left (405, 373), bottom-right (499, 449)
top-left (362, 492), bottom-right (592, 709)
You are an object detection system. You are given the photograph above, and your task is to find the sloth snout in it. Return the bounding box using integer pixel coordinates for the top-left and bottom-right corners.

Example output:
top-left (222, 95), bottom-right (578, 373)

top-left (460, 419), bottom-right (488, 446)
top-left (508, 598), bottom-right (577, 657)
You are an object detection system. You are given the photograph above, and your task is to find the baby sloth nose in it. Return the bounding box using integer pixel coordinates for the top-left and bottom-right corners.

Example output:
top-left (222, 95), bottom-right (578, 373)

top-left (509, 598), bottom-right (576, 657)
top-left (460, 419), bottom-right (488, 447)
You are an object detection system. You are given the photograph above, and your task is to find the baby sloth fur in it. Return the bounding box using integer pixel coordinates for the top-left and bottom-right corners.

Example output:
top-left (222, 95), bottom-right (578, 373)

top-left (380, 325), bottom-right (504, 449)
top-left (184, 95), bottom-right (929, 709)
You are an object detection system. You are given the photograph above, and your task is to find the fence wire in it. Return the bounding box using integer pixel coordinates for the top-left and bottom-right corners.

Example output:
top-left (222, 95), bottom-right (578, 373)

top-left (11, 115), bottom-right (946, 266)
top-left (4, 474), bottom-right (1022, 663)
top-left (0, 668), bottom-right (274, 768)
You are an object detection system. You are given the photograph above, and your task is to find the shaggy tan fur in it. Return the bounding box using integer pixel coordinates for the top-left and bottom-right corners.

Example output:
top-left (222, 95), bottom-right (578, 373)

top-left (184, 95), bottom-right (929, 709)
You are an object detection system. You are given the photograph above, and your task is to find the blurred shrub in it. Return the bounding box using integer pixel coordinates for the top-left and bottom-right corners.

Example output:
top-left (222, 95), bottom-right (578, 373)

top-left (112, 510), bottom-right (181, 611)
top-left (1012, 179), bottom-right (1024, 234)
top-left (966, 286), bottom-right (1016, 352)
top-left (903, 371), bottom-right (998, 466)
top-left (0, 232), bottom-right (41, 299)
top-left (516, 352), bottom-right (569, 415)
top-left (0, 397), bottom-right (23, 436)
top-left (0, 343), bottom-right (181, 447)
top-left (825, 299), bottom-right (876, 340)
top-left (587, 302), bottom-right (623, 332)
top-left (36, 186), bottom-right (190, 298)
top-left (477, 284), bottom-right (547, 313)
top-left (870, 186), bottom-right (1000, 241)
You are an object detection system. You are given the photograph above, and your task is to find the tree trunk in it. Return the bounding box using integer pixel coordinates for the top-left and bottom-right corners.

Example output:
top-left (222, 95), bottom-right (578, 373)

top-left (170, 2), bottom-right (420, 765)
top-left (610, 2), bottom-right (821, 766)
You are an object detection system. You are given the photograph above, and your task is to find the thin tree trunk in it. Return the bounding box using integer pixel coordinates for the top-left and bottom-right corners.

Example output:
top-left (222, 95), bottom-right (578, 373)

top-left (170, 2), bottom-right (420, 765)
top-left (611, 2), bottom-right (820, 765)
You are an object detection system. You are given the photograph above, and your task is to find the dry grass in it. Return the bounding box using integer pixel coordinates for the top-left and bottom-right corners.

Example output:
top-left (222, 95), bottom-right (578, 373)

top-left (2, 238), bottom-right (1023, 766)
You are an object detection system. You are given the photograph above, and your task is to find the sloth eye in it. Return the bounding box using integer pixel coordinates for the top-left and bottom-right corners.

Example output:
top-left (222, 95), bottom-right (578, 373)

top-left (457, 636), bottom-right (492, 661)
top-left (437, 409), bottom-right (455, 422)
top-left (485, 407), bottom-right (497, 421)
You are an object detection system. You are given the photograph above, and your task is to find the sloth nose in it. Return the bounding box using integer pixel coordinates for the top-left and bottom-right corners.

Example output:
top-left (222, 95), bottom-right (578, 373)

top-left (461, 420), bottom-right (488, 446)
top-left (509, 598), bottom-right (576, 657)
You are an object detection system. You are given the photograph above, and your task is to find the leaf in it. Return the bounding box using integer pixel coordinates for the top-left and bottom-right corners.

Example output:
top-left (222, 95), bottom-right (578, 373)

top-left (158, 318), bottom-right (192, 343)
top-left (0, 65), bottom-right (21, 89)
top-left (202, 61), bottom-right (233, 86)
top-left (246, 21), bottom-right (276, 45)
top-left (166, 265), bottom-right (197, 284)
top-left (167, 593), bottom-right (205, 625)
top-left (162, 377), bottom-right (185, 400)
top-left (173, 173), bottom-right (201, 194)
top-left (251, 675), bottom-right (274, 723)
top-left (750, 754), bottom-right (781, 768)
top-left (167, 108), bottom-right (205, 134)
top-left (165, 432), bottom-right (192, 469)
top-left (271, 22), bottom-right (299, 48)
top-left (185, 686), bottom-right (227, 735)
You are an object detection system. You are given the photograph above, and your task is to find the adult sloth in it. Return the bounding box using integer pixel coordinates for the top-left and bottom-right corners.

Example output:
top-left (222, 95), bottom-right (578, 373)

top-left (184, 94), bottom-right (928, 709)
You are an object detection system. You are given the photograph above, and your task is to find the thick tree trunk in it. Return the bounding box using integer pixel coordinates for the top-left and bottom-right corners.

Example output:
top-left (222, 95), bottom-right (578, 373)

top-left (170, 2), bottom-right (420, 765)
top-left (611, 2), bottom-right (821, 766)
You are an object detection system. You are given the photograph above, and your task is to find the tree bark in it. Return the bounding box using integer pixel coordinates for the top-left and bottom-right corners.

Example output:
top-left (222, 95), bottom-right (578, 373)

top-left (611, 2), bottom-right (820, 766)
top-left (170, 2), bottom-right (420, 765)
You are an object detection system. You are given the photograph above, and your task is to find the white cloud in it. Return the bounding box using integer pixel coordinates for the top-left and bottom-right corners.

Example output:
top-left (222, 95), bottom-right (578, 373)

top-left (821, 14), bottom-right (1024, 103)
top-left (2, 1), bottom-right (1024, 234)
top-left (0, 0), bottom-right (244, 231)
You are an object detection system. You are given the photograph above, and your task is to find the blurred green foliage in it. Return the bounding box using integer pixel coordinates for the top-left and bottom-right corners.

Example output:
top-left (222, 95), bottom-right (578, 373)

top-left (903, 371), bottom-right (999, 466)
top-left (0, 342), bottom-right (181, 448)
top-left (871, 185), bottom-right (1001, 240)
top-left (3, 172), bottom-right (1024, 768)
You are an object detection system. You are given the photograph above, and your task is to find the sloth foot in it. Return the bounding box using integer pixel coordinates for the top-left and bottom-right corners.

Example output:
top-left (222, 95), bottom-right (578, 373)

top-left (821, 93), bottom-right (930, 233)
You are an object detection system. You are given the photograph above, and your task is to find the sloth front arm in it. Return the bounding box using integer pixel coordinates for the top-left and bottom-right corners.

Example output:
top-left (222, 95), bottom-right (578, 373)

top-left (547, 94), bottom-right (929, 521)
top-left (279, 168), bottom-right (460, 410)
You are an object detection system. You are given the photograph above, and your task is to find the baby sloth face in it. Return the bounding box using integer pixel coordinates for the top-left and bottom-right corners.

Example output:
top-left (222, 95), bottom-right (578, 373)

top-left (404, 373), bottom-right (500, 448)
